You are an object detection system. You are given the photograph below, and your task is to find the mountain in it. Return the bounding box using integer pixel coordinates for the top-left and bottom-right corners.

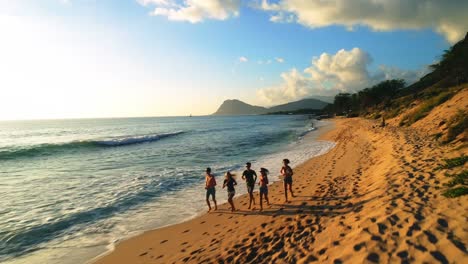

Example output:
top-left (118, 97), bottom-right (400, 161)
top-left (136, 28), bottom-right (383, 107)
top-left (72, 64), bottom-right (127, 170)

top-left (309, 96), bottom-right (334, 104)
top-left (212, 99), bottom-right (268, 115)
top-left (268, 98), bottom-right (329, 113)
top-left (212, 98), bottom-right (329, 115)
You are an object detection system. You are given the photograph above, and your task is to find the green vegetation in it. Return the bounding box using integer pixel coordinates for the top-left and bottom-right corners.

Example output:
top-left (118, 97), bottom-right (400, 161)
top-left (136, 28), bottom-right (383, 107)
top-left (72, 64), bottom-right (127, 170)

top-left (444, 110), bottom-right (468, 143)
top-left (445, 170), bottom-right (468, 187)
top-left (404, 32), bottom-right (468, 95)
top-left (437, 155), bottom-right (467, 169)
top-left (323, 33), bottom-right (468, 144)
top-left (399, 91), bottom-right (454, 126)
top-left (329, 79), bottom-right (406, 115)
top-left (438, 156), bottom-right (468, 198)
top-left (443, 187), bottom-right (468, 198)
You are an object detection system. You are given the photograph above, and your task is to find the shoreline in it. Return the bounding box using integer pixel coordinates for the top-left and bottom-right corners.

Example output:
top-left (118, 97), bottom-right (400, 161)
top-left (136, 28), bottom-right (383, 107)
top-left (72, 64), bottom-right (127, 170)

top-left (94, 118), bottom-right (467, 263)
top-left (89, 119), bottom-right (336, 264)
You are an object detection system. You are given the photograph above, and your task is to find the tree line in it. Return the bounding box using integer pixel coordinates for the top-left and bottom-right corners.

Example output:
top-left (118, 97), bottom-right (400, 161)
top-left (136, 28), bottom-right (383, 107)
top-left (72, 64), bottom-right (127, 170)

top-left (325, 79), bottom-right (406, 116)
top-left (326, 32), bottom-right (468, 117)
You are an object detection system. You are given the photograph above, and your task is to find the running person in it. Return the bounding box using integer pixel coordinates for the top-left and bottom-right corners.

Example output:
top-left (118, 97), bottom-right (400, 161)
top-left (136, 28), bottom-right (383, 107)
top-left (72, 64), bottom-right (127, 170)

top-left (242, 162), bottom-right (257, 209)
top-left (205, 167), bottom-right (217, 211)
top-left (222, 171), bottom-right (237, 212)
top-left (258, 168), bottom-right (270, 212)
top-left (280, 159), bottom-right (294, 202)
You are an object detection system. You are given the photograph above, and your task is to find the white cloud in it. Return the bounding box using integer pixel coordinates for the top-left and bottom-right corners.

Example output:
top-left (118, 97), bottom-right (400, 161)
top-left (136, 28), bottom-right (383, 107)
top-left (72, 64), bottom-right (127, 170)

top-left (139, 0), bottom-right (240, 23)
top-left (138, 0), bottom-right (174, 5)
top-left (258, 0), bottom-right (468, 43)
top-left (304, 48), bottom-right (373, 93)
top-left (257, 68), bottom-right (314, 105)
top-left (257, 48), bottom-right (425, 105)
top-left (275, 57), bottom-right (284, 63)
top-left (239, 56), bottom-right (248, 62)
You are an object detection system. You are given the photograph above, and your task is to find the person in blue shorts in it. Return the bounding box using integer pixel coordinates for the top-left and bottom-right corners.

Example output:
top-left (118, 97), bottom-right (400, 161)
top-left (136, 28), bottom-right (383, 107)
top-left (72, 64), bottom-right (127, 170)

top-left (205, 167), bottom-right (217, 212)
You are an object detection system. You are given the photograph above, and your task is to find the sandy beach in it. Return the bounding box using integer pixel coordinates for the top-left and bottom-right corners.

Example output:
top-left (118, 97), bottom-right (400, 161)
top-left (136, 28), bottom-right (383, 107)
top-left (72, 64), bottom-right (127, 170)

top-left (94, 118), bottom-right (467, 264)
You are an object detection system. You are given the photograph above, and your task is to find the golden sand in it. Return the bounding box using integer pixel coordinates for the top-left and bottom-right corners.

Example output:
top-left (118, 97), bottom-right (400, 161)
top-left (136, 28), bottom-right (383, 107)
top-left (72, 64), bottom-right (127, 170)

top-left (94, 118), bottom-right (467, 264)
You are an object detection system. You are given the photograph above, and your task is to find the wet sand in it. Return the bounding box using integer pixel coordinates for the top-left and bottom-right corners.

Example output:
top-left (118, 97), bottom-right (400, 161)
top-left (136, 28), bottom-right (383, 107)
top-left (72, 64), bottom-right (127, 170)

top-left (94, 118), bottom-right (467, 264)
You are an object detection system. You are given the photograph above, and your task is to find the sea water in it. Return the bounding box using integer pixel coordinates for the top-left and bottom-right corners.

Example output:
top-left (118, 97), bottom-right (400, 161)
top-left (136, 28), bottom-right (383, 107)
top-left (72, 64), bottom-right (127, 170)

top-left (0, 115), bottom-right (334, 264)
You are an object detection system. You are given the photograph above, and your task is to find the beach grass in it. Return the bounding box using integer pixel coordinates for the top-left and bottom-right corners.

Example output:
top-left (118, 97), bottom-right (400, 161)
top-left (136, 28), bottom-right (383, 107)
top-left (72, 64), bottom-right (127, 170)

top-left (443, 186), bottom-right (468, 198)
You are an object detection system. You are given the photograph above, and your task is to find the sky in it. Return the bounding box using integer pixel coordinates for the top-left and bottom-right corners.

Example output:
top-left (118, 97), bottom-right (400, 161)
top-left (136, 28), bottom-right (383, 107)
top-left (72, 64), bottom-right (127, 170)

top-left (0, 0), bottom-right (467, 120)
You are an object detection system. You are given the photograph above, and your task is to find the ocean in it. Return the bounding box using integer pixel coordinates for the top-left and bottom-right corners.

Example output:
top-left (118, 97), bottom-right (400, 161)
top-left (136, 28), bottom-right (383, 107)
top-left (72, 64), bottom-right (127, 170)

top-left (0, 115), bottom-right (334, 264)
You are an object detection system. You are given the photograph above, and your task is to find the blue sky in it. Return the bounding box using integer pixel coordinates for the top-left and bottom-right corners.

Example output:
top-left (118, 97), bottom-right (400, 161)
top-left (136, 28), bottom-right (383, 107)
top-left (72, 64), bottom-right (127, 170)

top-left (0, 0), bottom-right (466, 119)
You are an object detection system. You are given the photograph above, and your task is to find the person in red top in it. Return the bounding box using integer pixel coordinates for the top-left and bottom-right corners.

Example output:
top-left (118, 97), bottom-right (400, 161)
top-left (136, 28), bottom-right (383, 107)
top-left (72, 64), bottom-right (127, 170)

top-left (205, 167), bottom-right (217, 212)
top-left (258, 168), bottom-right (270, 212)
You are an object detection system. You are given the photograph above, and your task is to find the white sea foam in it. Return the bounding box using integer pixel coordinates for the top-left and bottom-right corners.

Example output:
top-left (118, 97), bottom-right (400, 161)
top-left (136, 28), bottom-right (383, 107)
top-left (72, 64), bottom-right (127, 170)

top-left (1, 117), bottom-right (335, 264)
top-left (94, 131), bottom-right (185, 146)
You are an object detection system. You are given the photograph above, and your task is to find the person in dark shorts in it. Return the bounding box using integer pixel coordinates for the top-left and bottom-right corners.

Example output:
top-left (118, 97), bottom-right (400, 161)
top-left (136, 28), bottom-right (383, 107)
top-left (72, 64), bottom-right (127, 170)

top-left (222, 171), bottom-right (237, 212)
top-left (258, 168), bottom-right (270, 212)
top-left (280, 159), bottom-right (294, 202)
top-left (205, 167), bottom-right (217, 212)
top-left (242, 162), bottom-right (257, 209)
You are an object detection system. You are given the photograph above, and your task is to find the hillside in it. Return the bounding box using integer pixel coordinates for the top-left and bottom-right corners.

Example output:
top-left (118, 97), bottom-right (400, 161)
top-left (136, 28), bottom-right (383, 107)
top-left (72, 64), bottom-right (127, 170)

top-left (212, 99), bottom-right (267, 115)
top-left (268, 98), bottom-right (329, 113)
top-left (327, 32), bottom-right (467, 146)
top-left (324, 33), bottom-right (467, 198)
top-left (403, 32), bottom-right (468, 95)
top-left (213, 98), bottom-right (329, 115)
top-left (379, 33), bottom-right (467, 146)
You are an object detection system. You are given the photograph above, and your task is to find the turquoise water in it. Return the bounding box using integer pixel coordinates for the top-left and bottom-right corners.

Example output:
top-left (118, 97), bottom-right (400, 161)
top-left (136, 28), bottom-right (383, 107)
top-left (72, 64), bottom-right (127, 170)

top-left (0, 116), bottom-right (334, 264)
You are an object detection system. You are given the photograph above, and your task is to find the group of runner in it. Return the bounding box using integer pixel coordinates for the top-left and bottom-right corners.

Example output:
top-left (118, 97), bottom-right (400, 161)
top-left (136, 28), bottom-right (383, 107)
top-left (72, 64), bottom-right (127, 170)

top-left (204, 159), bottom-right (294, 212)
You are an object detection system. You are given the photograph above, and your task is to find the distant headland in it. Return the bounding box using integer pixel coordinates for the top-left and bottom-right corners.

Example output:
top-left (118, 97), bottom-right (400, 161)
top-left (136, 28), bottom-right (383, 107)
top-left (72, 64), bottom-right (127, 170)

top-left (212, 97), bottom-right (332, 116)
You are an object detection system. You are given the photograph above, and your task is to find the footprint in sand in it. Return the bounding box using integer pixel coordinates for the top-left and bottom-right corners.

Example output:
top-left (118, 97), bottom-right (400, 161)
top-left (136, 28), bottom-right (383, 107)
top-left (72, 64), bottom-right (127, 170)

top-left (318, 248), bottom-right (327, 255)
top-left (353, 242), bottom-right (365, 251)
top-left (367, 253), bottom-right (380, 263)
top-left (437, 218), bottom-right (448, 228)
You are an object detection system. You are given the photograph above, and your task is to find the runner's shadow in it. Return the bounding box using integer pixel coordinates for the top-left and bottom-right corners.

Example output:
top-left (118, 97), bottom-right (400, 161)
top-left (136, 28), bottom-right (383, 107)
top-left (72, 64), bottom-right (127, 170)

top-left (217, 195), bottom-right (379, 217)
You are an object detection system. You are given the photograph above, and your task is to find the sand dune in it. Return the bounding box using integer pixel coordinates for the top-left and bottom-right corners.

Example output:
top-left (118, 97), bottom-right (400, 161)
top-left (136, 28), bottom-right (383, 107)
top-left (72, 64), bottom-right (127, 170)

top-left (94, 118), bottom-right (467, 264)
